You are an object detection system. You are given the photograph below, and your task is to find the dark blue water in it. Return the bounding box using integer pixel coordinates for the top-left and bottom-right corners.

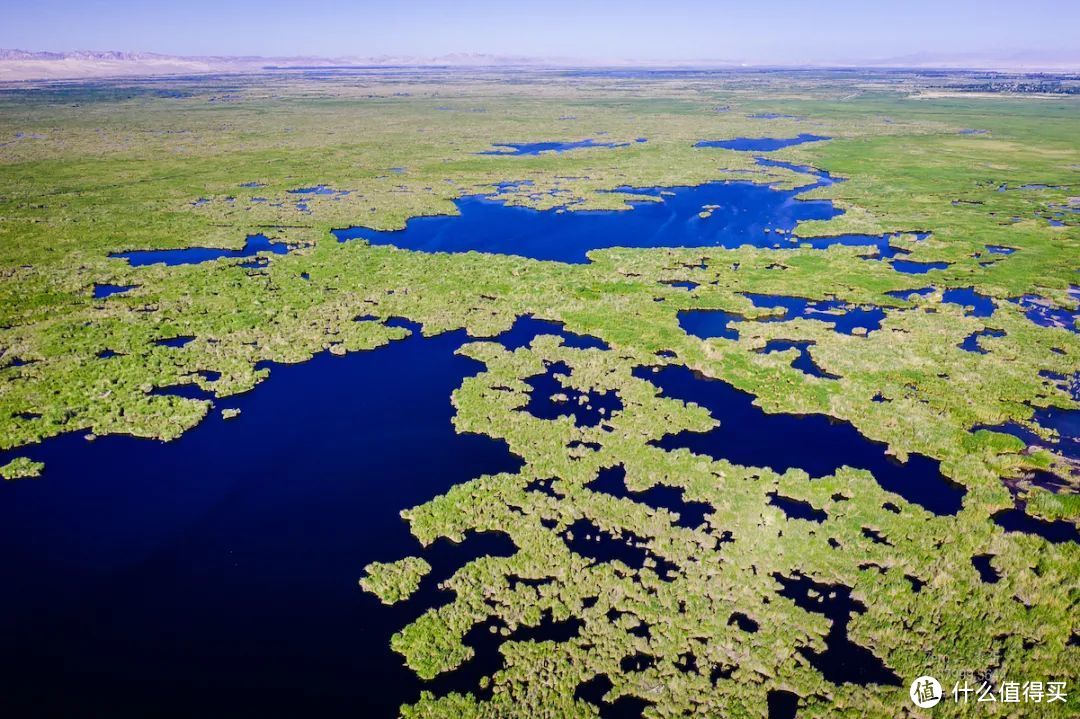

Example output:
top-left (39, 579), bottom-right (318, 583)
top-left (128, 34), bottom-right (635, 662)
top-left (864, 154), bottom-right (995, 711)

top-left (0, 319), bottom-right (628, 717)
top-left (1012, 293), bottom-right (1079, 333)
top-left (986, 245), bottom-right (1016, 255)
top-left (994, 509), bottom-right (1079, 544)
top-left (942, 287), bottom-right (996, 317)
top-left (156, 335), bottom-right (195, 348)
top-left (768, 690), bottom-right (800, 719)
top-left (695, 134), bottom-right (828, 151)
top-left (5, 149), bottom-right (1026, 714)
top-left (93, 283), bottom-right (137, 299)
top-left (112, 234), bottom-right (292, 267)
top-left (886, 287), bottom-right (935, 300)
top-left (887, 287), bottom-right (995, 317)
top-left (759, 340), bottom-right (840, 380)
top-left (562, 518), bottom-right (679, 578)
top-left (334, 178), bottom-right (845, 263)
top-left (744, 294), bottom-right (886, 335)
top-left (678, 309), bottom-right (743, 340)
top-left (590, 465), bottom-right (711, 529)
top-left (795, 233), bottom-right (911, 258)
top-left (479, 139), bottom-right (627, 155)
top-left (640, 365), bottom-right (966, 515)
top-left (1034, 406), bottom-right (1080, 460)
top-left (496, 315), bottom-right (609, 351)
top-left (333, 159), bottom-right (938, 267)
top-left (972, 399), bottom-right (1079, 462)
top-left (576, 677), bottom-right (654, 718)
top-left (971, 554), bottom-right (1000, 583)
top-left (525, 361), bottom-right (622, 427)
top-left (678, 296), bottom-right (885, 342)
top-left (769, 493), bottom-right (828, 522)
top-left (773, 572), bottom-right (900, 686)
top-left (891, 260), bottom-right (950, 274)
top-left (1040, 370), bottom-right (1080, 402)
top-left (959, 328), bottom-right (1006, 354)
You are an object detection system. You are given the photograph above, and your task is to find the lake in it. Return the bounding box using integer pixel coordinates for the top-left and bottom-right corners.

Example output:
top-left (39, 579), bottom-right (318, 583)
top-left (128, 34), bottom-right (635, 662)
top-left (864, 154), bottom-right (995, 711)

top-left (335, 160), bottom-right (922, 264)
top-left (0, 318), bottom-right (593, 717)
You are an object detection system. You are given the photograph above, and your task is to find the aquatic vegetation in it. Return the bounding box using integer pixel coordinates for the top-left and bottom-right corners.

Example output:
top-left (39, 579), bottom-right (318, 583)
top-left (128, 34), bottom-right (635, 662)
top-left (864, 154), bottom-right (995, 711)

top-left (0, 456), bottom-right (43, 480)
top-left (0, 67), bottom-right (1077, 716)
top-left (361, 557), bottom-right (432, 605)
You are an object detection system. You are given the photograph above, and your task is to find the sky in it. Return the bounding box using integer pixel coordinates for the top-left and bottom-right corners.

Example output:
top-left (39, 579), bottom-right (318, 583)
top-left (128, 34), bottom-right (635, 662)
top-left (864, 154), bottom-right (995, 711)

top-left (3, 0), bottom-right (1078, 65)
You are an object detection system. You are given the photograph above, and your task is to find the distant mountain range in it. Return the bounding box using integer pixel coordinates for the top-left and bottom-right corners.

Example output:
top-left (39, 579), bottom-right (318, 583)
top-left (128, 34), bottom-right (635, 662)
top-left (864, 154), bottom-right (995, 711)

top-left (846, 49), bottom-right (1080, 71)
top-left (0, 48), bottom-right (1075, 82)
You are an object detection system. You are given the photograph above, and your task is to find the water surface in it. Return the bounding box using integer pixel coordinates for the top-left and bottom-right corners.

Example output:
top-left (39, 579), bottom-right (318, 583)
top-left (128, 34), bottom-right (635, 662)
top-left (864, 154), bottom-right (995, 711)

top-left (0, 319), bottom-right (602, 717)
top-left (112, 234), bottom-right (292, 267)
top-left (480, 139), bottom-right (627, 155)
top-left (694, 134), bottom-right (828, 151)
top-left (640, 365), bottom-right (966, 515)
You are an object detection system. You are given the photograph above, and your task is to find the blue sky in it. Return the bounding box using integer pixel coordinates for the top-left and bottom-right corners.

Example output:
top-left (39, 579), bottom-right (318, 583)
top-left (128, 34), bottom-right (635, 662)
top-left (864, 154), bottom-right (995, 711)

top-left (3, 0), bottom-right (1077, 64)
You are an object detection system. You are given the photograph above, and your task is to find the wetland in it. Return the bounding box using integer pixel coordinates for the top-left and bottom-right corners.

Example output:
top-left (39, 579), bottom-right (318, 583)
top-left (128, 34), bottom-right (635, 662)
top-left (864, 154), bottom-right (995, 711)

top-left (0, 66), bottom-right (1077, 718)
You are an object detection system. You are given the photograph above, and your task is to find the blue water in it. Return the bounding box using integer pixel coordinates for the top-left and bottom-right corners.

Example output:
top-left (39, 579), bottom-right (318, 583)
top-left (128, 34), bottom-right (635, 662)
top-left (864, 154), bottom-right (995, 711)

top-left (759, 339), bottom-right (840, 379)
top-left (794, 233), bottom-right (911, 258)
top-left (112, 234), bottom-right (292, 267)
top-left (93, 283), bottom-right (137, 299)
top-left (678, 296), bottom-right (885, 343)
top-left (994, 509), bottom-right (1079, 544)
top-left (590, 465), bottom-right (711, 530)
top-left (641, 365), bottom-right (966, 515)
top-left (1034, 406), bottom-right (1080, 460)
top-left (891, 260), bottom-right (950, 274)
top-left (971, 554), bottom-right (1000, 583)
top-left (694, 134), bottom-right (828, 152)
top-left (336, 179), bottom-right (845, 262)
top-left (525, 361), bottom-right (622, 427)
top-left (941, 287), bottom-right (996, 317)
top-left (1040, 370), bottom-right (1080, 402)
top-left (769, 493), bottom-right (827, 522)
top-left (959, 328), bottom-right (1005, 354)
top-left (479, 139), bottom-right (627, 155)
top-left (335, 160), bottom-right (937, 266)
top-left (0, 319), bottom-right (614, 717)
top-left (493, 315), bottom-right (608, 351)
top-left (744, 294), bottom-right (886, 335)
top-left (885, 287), bottom-right (935, 300)
top-left (773, 572), bottom-right (900, 686)
top-left (974, 400), bottom-right (1079, 463)
top-left (884, 286), bottom-right (996, 317)
top-left (156, 335), bottom-right (195, 348)
top-left (678, 309), bottom-right (743, 340)
top-left (1012, 293), bottom-right (1079, 333)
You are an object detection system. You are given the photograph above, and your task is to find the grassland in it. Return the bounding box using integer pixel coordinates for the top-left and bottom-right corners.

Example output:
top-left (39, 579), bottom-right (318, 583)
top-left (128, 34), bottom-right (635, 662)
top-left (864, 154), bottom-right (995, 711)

top-left (0, 68), bottom-right (1077, 717)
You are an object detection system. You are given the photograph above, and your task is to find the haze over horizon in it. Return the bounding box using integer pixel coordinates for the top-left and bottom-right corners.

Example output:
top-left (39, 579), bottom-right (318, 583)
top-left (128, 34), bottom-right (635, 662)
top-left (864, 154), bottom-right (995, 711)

top-left (3, 0), bottom-right (1078, 68)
